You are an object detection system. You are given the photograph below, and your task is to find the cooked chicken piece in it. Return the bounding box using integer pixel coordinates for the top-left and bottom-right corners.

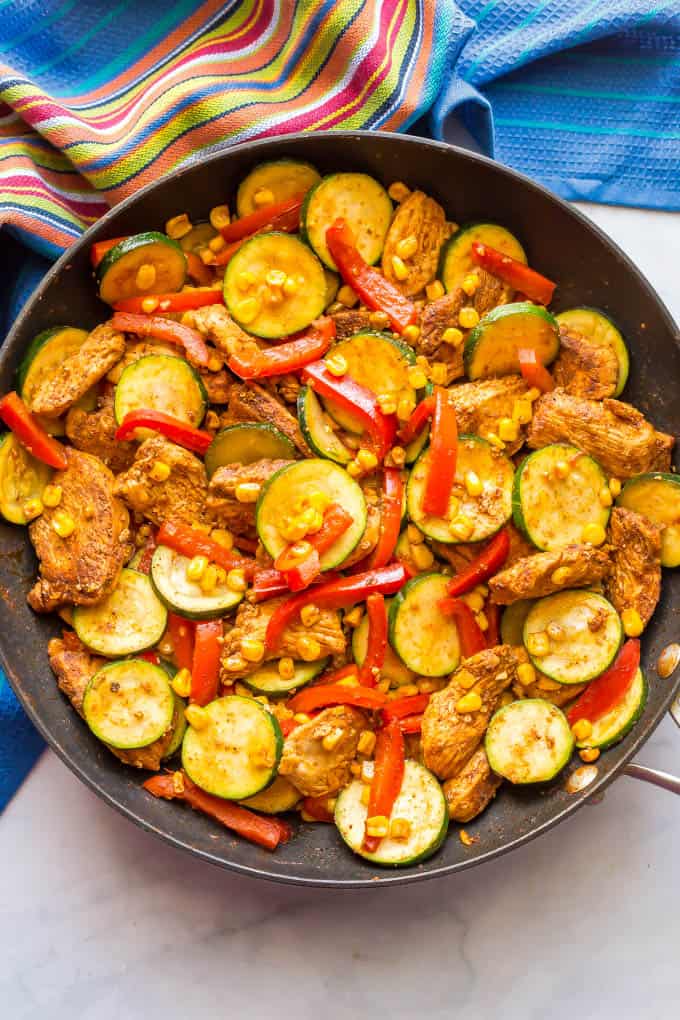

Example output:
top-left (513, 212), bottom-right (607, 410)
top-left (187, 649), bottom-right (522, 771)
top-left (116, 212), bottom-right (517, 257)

top-left (606, 507), bottom-right (662, 628)
top-left (65, 392), bottom-right (135, 472)
top-left (421, 645), bottom-right (518, 780)
top-left (114, 435), bottom-right (208, 526)
top-left (30, 323), bottom-right (126, 418)
top-left (528, 390), bottom-right (674, 479)
top-left (489, 544), bottom-right (611, 605)
top-left (28, 449), bottom-right (131, 612)
top-left (340, 476), bottom-right (380, 567)
top-left (278, 705), bottom-right (367, 797)
top-left (266, 373), bottom-right (301, 407)
top-left (381, 191), bottom-right (449, 296)
top-left (552, 324), bottom-right (618, 399)
top-left (191, 303), bottom-right (261, 362)
top-left (473, 267), bottom-right (513, 314)
top-left (206, 458), bottom-right (294, 539)
top-left (330, 308), bottom-right (372, 339)
top-left (224, 382), bottom-right (310, 455)
top-left (199, 366), bottom-right (233, 404)
top-left (220, 598), bottom-right (346, 681)
top-left (448, 375), bottom-right (531, 455)
top-left (48, 633), bottom-right (174, 769)
top-left (442, 746), bottom-right (503, 822)
top-left (106, 339), bottom-right (180, 383)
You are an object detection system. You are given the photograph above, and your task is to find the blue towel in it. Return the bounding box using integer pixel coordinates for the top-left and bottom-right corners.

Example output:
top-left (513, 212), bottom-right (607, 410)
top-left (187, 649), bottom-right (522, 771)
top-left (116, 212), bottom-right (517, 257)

top-left (1, 0), bottom-right (679, 810)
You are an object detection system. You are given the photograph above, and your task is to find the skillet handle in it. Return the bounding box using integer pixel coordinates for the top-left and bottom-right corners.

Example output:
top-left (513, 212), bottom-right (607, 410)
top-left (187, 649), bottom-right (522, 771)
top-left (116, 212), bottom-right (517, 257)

top-left (621, 695), bottom-right (680, 795)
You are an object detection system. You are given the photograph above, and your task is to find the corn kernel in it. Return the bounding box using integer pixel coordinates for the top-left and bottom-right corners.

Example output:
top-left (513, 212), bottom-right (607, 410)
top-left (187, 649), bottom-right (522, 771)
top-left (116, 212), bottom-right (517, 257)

top-left (609, 477), bottom-right (622, 497)
top-left (485, 431), bottom-right (505, 450)
top-left (336, 284), bottom-right (358, 308)
top-left (22, 498), bottom-right (43, 520)
top-left (376, 678), bottom-right (390, 694)
top-left (171, 668), bottom-right (192, 698)
top-left (476, 611), bottom-right (489, 632)
top-left (526, 631), bottom-right (550, 657)
top-left (186, 555), bottom-right (208, 582)
top-left (402, 324), bottom-right (421, 343)
top-left (497, 417), bottom-right (519, 443)
top-left (388, 181), bottom-right (411, 202)
top-left (253, 187), bottom-right (275, 206)
top-left (391, 255), bottom-right (409, 281)
top-left (369, 309), bottom-right (391, 329)
top-left (277, 657), bottom-right (296, 681)
top-left (52, 510), bottom-right (75, 538)
top-left (442, 326), bottom-right (464, 347)
top-left (347, 461), bottom-right (362, 478)
top-left (449, 515), bottom-right (474, 541)
top-left (462, 591), bottom-right (485, 613)
top-left (411, 543), bottom-right (434, 571)
top-left (235, 482), bottom-right (261, 503)
top-left (517, 662), bottom-right (536, 686)
top-left (360, 785), bottom-right (371, 806)
top-left (208, 528), bottom-right (232, 552)
top-left (209, 204), bottom-right (230, 230)
top-left (456, 670), bottom-right (477, 690)
top-left (180, 310), bottom-right (196, 329)
top-left (426, 280), bottom-right (445, 301)
top-left (235, 297), bottom-right (260, 324)
top-left (582, 522), bottom-right (606, 546)
top-left (464, 470), bottom-right (483, 497)
top-left (550, 566), bottom-right (570, 586)
top-left (388, 445), bottom-right (406, 467)
top-left (365, 815), bottom-right (390, 838)
top-left (199, 564), bottom-right (219, 593)
top-left (300, 603), bottom-right (321, 628)
top-left (461, 272), bottom-right (480, 296)
top-left (456, 691), bottom-right (482, 713)
top-left (344, 606), bottom-right (363, 628)
top-left (41, 484), bottom-right (62, 508)
top-left (553, 460), bottom-right (570, 480)
top-left (199, 248), bottom-right (216, 265)
top-left (226, 568), bottom-right (247, 592)
top-left (165, 213), bottom-right (192, 239)
top-left (326, 353), bottom-right (348, 377)
top-left (621, 607), bottom-right (644, 637)
top-left (293, 712), bottom-right (311, 724)
top-left (275, 275), bottom-right (296, 298)
top-left (377, 393), bottom-right (397, 415)
top-left (224, 656), bottom-right (246, 674)
top-left (572, 718), bottom-right (593, 742)
top-left (407, 366), bottom-right (428, 390)
top-left (390, 817), bottom-right (411, 840)
top-left (599, 486), bottom-right (613, 508)
top-left (579, 747), bottom-right (600, 763)
top-left (396, 235), bottom-right (418, 260)
top-left (397, 394), bottom-right (416, 421)
top-left (205, 234), bottom-right (224, 253)
top-left (459, 829), bottom-right (475, 847)
top-left (135, 262), bottom-right (157, 290)
top-left (141, 296), bottom-right (160, 314)
top-left (338, 673), bottom-right (360, 688)
top-left (357, 448), bottom-right (378, 471)
top-left (241, 637), bottom-right (265, 663)
top-left (512, 399), bottom-right (533, 425)
top-left (429, 362), bottom-right (448, 385)
top-left (150, 460), bottom-right (171, 482)
top-left (458, 306), bottom-right (479, 329)
top-left (350, 761), bottom-right (363, 778)
top-left (185, 704), bottom-right (210, 730)
top-left (321, 728), bottom-right (344, 752)
top-left (236, 270), bottom-right (256, 292)
top-left (298, 636), bottom-right (322, 661)
top-left (546, 622), bottom-right (566, 644)
top-left (172, 770), bottom-right (185, 795)
top-left (265, 268), bottom-right (286, 289)
top-left (357, 730), bottom-right (376, 756)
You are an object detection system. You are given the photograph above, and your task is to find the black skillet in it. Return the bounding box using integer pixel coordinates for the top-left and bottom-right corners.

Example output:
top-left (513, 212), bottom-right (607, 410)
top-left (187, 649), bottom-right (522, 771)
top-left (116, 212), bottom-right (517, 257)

top-left (1, 131), bottom-right (679, 887)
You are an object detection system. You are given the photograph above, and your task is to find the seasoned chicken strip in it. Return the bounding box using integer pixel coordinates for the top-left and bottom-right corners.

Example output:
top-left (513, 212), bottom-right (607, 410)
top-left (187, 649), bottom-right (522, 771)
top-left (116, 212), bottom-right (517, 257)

top-left (207, 458), bottom-right (294, 539)
top-left (552, 324), bottom-right (618, 400)
top-left (381, 191), bottom-right (449, 296)
top-left (447, 376), bottom-right (531, 455)
top-left (30, 323), bottom-right (126, 418)
top-left (330, 308), bottom-right (372, 339)
top-left (606, 507), bottom-right (662, 628)
top-left (114, 435), bottom-right (208, 526)
top-left (279, 706), bottom-right (367, 797)
top-left (442, 746), bottom-right (503, 822)
top-left (223, 382), bottom-right (310, 455)
top-left (191, 303), bottom-right (261, 361)
top-left (489, 544), bottom-right (611, 605)
top-left (527, 390), bottom-right (673, 479)
top-left (65, 392), bottom-right (136, 472)
top-left (421, 645), bottom-right (518, 780)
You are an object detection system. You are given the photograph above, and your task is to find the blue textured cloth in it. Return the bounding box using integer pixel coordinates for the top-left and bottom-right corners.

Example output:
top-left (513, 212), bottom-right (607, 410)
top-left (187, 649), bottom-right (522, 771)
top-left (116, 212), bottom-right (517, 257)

top-left (1, 0), bottom-right (679, 811)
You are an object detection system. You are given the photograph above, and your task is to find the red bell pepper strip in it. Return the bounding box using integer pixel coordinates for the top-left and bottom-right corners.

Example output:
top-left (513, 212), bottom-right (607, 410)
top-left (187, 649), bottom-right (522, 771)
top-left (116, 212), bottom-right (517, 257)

top-left (301, 796), bottom-right (335, 823)
top-left (368, 469), bottom-right (404, 569)
top-left (113, 289), bottom-right (223, 314)
top-left (399, 714), bottom-right (424, 734)
top-left (287, 683), bottom-right (387, 715)
top-left (135, 531), bottom-right (157, 575)
top-left (438, 597), bottom-right (487, 658)
top-left (115, 410), bottom-right (213, 455)
top-left (422, 388), bottom-right (458, 518)
top-left (326, 219), bottom-right (417, 333)
top-left (251, 568), bottom-right (290, 602)
top-left (446, 528), bottom-right (511, 597)
top-left (517, 348), bottom-right (555, 392)
top-left (110, 312), bottom-right (210, 368)
top-left (220, 193), bottom-right (305, 243)
top-left (0, 391), bottom-right (68, 470)
top-left (190, 620), bottom-right (222, 706)
top-left (358, 593), bottom-right (388, 687)
top-left (302, 360), bottom-right (396, 460)
top-left (143, 772), bottom-right (291, 850)
top-left (90, 236), bottom-right (128, 268)
top-left (214, 202), bottom-right (304, 266)
top-left (157, 520), bottom-right (256, 577)
top-left (567, 639), bottom-right (641, 727)
top-left (265, 563), bottom-right (408, 651)
top-left (167, 613), bottom-right (195, 672)
top-left (275, 503), bottom-right (354, 591)
top-left (471, 242), bottom-right (556, 307)
top-left (213, 236), bottom-right (249, 267)
top-left (382, 693), bottom-right (431, 721)
top-left (283, 548), bottom-right (321, 593)
top-left (316, 663), bottom-right (360, 686)
top-left (398, 394), bottom-right (435, 445)
top-left (278, 716), bottom-right (298, 737)
top-left (228, 317), bottom-right (335, 380)
top-left (186, 251), bottom-right (213, 285)
top-left (363, 717), bottom-right (405, 852)
top-left (233, 535), bottom-right (259, 555)
top-left (139, 650), bottom-right (160, 665)
top-left (485, 602), bottom-right (501, 648)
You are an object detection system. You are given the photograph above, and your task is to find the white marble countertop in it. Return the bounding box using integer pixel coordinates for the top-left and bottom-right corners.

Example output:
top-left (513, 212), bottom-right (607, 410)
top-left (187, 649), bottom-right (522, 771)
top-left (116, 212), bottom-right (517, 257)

top-left (1, 201), bottom-right (679, 1020)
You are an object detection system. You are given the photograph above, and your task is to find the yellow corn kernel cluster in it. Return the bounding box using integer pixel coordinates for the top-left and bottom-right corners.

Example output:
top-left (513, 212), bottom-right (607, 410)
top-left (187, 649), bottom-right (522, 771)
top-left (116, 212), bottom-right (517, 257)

top-left (235, 482), bottom-right (261, 503)
top-left (356, 448), bottom-right (378, 471)
top-left (581, 522), bottom-right (606, 546)
top-left (377, 393), bottom-right (397, 415)
top-left (135, 263), bottom-right (157, 291)
top-left (166, 213), bottom-right (192, 239)
top-left (185, 704), bottom-right (210, 730)
top-left (253, 187), bottom-right (275, 206)
top-left (621, 607), bottom-right (644, 637)
top-left (298, 636), bottom-right (322, 661)
top-left (52, 510), bottom-right (75, 538)
top-left (209, 205), bottom-right (230, 230)
top-left (388, 181), bottom-right (411, 203)
top-left (458, 306), bottom-right (479, 329)
top-left (517, 662), bottom-right (536, 687)
top-left (241, 637), bottom-right (265, 663)
top-left (426, 280), bottom-right (445, 302)
top-left (571, 718), bottom-right (592, 742)
top-left (461, 273), bottom-right (480, 296)
top-left (186, 555), bottom-right (209, 582)
top-left (526, 630), bottom-right (550, 657)
top-left (396, 235), bottom-right (418, 260)
top-left (407, 366), bottom-right (428, 390)
top-left (227, 568), bottom-right (247, 593)
top-left (402, 324), bottom-right (421, 344)
top-left (300, 603), bottom-right (321, 628)
top-left (456, 691), bottom-right (482, 713)
top-left (172, 668), bottom-right (192, 698)
top-left (365, 815), bottom-right (389, 838)
top-left (200, 564), bottom-right (223, 593)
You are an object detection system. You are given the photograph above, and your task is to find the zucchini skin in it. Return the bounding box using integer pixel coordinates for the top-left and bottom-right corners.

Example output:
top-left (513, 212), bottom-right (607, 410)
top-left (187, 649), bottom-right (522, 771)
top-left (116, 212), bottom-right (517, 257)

top-left (464, 302), bottom-right (559, 381)
top-left (485, 699), bottom-right (574, 784)
top-left (576, 669), bottom-right (648, 751)
top-left (113, 353), bottom-right (208, 427)
top-left (439, 222), bottom-right (526, 294)
top-left (616, 472), bottom-right (680, 568)
top-left (297, 386), bottom-right (352, 464)
top-left (204, 424), bottom-right (296, 478)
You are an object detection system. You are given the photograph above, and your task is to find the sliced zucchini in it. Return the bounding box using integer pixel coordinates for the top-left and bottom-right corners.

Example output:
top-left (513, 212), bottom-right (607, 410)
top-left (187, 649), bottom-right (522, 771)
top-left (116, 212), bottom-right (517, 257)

top-left (242, 658), bottom-right (328, 696)
top-left (439, 222), bottom-right (527, 296)
top-left (323, 269), bottom-right (340, 309)
top-left (224, 232), bottom-right (326, 339)
top-left (179, 221), bottom-right (217, 253)
top-left (97, 231), bottom-right (187, 305)
top-left (256, 459), bottom-right (366, 569)
top-left (74, 569), bottom-right (168, 657)
top-left (83, 659), bottom-right (174, 750)
top-left (240, 776), bottom-right (301, 814)
top-left (464, 302), bottom-right (559, 380)
top-left (555, 307), bottom-right (629, 396)
top-left (18, 325), bottom-right (92, 435)
top-left (404, 421), bottom-right (430, 465)
top-left (335, 760), bottom-right (448, 866)
top-left (301, 173), bottom-right (392, 270)
top-left (485, 699), bottom-right (574, 783)
top-left (297, 385), bottom-right (353, 464)
top-left (389, 574), bottom-right (461, 677)
top-left (321, 332), bottom-right (419, 434)
top-left (164, 692), bottom-right (188, 759)
top-left (513, 443), bottom-right (610, 551)
top-left (617, 472), bottom-right (680, 568)
top-left (150, 545), bottom-right (243, 620)
top-left (114, 353), bottom-right (207, 428)
top-left (205, 424), bottom-right (296, 478)
top-left (182, 695), bottom-right (283, 800)
top-left (353, 599), bottom-right (415, 686)
top-left (576, 668), bottom-right (647, 751)
top-left (523, 590), bottom-right (622, 685)
top-left (407, 435), bottom-right (514, 544)
top-left (236, 159), bottom-right (321, 217)
top-left (500, 599), bottom-right (535, 647)
top-left (0, 433), bottom-right (52, 525)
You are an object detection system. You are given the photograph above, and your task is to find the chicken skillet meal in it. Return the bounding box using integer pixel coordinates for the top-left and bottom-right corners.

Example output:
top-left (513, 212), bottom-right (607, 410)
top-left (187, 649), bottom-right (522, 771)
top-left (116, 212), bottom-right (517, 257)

top-left (2, 160), bottom-right (678, 865)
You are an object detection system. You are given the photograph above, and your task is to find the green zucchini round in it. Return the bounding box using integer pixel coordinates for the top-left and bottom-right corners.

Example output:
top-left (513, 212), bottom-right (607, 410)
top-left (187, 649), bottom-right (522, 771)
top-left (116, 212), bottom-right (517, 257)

top-left (83, 659), bottom-right (174, 750)
top-left (204, 423), bottom-right (296, 478)
top-left (97, 231), bottom-right (187, 305)
top-left (242, 658), bottom-right (328, 696)
top-left (352, 599), bottom-right (415, 686)
top-left (575, 668), bottom-right (647, 751)
top-left (555, 307), bottom-right (629, 397)
top-left (616, 472), bottom-right (680, 568)
top-left (297, 385), bottom-right (353, 464)
top-left (439, 222), bottom-right (527, 295)
top-left (301, 172), bottom-right (392, 270)
top-left (485, 699), bottom-right (574, 784)
top-left (240, 776), bottom-right (301, 814)
top-left (114, 353), bottom-right (207, 428)
top-left (464, 302), bottom-right (559, 380)
top-left (389, 573), bottom-right (461, 677)
top-left (74, 568), bottom-right (168, 657)
top-left (0, 433), bottom-right (52, 525)
top-left (523, 590), bottom-right (623, 685)
top-left (236, 159), bottom-right (321, 217)
top-left (150, 545), bottom-right (243, 620)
